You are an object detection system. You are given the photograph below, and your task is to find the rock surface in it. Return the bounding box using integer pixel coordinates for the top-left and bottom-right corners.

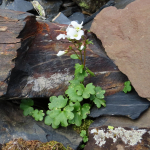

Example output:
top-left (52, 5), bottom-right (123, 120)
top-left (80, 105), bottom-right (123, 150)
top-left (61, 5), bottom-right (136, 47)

top-left (114, 0), bottom-right (135, 9)
top-left (0, 9), bottom-right (33, 97)
top-left (91, 0), bottom-right (150, 99)
top-left (0, 100), bottom-right (82, 150)
top-left (0, 0), bottom-right (33, 12)
top-left (0, 9), bottom-right (128, 99)
top-left (85, 126), bottom-right (150, 150)
top-left (90, 107), bottom-right (150, 129)
top-left (89, 90), bottom-right (150, 119)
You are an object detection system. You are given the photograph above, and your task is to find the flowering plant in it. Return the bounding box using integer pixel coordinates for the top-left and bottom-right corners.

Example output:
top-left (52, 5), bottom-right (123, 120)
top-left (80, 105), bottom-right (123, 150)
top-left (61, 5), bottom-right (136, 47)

top-left (20, 21), bottom-right (106, 129)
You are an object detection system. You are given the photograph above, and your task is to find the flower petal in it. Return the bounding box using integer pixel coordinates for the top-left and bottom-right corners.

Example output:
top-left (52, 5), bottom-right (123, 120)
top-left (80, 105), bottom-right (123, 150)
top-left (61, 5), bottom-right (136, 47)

top-left (57, 51), bottom-right (66, 56)
top-left (56, 34), bottom-right (66, 40)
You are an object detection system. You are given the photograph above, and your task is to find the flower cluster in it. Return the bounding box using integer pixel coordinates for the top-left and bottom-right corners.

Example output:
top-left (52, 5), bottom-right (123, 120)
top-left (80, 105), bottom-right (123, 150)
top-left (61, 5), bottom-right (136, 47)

top-left (56, 21), bottom-right (84, 56)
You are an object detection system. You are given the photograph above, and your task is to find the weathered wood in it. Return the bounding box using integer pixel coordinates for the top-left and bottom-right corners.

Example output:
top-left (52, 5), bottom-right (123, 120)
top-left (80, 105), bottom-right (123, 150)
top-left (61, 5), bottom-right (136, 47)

top-left (0, 9), bottom-right (127, 99)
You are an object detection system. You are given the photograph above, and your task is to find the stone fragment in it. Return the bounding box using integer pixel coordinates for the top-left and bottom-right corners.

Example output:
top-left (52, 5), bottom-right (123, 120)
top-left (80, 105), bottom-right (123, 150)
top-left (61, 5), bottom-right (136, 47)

top-left (0, 100), bottom-right (82, 150)
top-left (68, 12), bottom-right (85, 24)
top-left (52, 12), bottom-right (71, 25)
top-left (0, 0), bottom-right (33, 12)
top-left (90, 107), bottom-right (150, 129)
top-left (85, 126), bottom-right (150, 150)
top-left (91, 0), bottom-right (150, 99)
top-left (89, 91), bottom-right (150, 119)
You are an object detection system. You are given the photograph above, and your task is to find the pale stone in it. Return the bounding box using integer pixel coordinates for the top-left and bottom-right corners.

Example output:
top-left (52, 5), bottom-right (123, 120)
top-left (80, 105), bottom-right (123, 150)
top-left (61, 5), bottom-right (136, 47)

top-left (91, 0), bottom-right (150, 99)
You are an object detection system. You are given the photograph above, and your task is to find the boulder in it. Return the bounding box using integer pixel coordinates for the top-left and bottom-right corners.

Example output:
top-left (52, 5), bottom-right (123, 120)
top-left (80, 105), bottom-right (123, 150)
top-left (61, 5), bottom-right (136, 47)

top-left (91, 0), bottom-right (150, 99)
top-left (0, 9), bottom-right (128, 100)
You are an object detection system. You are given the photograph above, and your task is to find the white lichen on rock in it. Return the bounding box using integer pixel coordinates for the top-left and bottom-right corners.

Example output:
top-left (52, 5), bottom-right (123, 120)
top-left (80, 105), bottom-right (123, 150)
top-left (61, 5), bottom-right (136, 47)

top-left (91, 127), bottom-right (146, 147)
top-left (25, 69), bottom-right (73, 92)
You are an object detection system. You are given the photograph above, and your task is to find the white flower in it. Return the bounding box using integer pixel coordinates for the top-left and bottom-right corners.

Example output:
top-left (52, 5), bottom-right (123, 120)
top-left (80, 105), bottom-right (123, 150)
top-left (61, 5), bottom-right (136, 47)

top-left (79, 45), bottom-right (84, 50)
top-left (66, 27), bottom-right (84, 40)
top-left (56, 34), bottom-right (66, 40)
top-left (57, 50), bottom-right (66, 56)
top-left (71, 21), bottom-right (83, 31)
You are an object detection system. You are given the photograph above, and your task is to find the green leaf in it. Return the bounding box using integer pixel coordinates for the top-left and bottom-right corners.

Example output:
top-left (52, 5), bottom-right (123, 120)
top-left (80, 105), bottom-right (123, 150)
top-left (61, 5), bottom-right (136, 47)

top-left (32, 109), bottom-right (45, 121)
top-left (82, 83), bottom-right (95, 99)
top-left (86, 39), bottom-right (93, 44)
top-left (20, 99), bottom-right (34, 107)
top-left (95, 86), bottom-right (105, 99)
top-left (70, 54), bottom-right (79, 59)
top-left (53, 106), bottom-right (74, 127)
top-left (80, 130), bottom-right (86, 137)
top-left (69, 111), bottom-right (82, 126)
top-left (83, 136), bottom-right (88, 143)
top-left (75, 63), bottom-right (84, 74)
top-left (48, 95), bottom-right (68, 109)
top-left (86, 67), bottom-right (95, 77)
top-left (93, 97), bottom-right (106, 108)
top-left (75, 83), bottom-right (85, 96)
top-left (20, 99), bottom-right (34, 116)
top-left (21, 105), bottom-right (34, 116)
top-left (80, 144), bottom-right (85, 149)
top-left (65, 86), bottom-right (83, 102)
top-left (44, 116), bottom-right (59, 129)
top-left (123, 81), bottom-right (132, 93)
top-left (75, 70), bottom-right (88, 82)
top-left (69, 101), bottom-right (81, 112)
top-left (81, 103), bottom-right (90, 119)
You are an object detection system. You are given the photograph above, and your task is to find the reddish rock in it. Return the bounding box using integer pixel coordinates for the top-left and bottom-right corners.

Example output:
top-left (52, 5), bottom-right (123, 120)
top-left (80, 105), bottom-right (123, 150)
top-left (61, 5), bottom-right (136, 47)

top-left (0, 9), bottom-right (128, 99)
top-left (0, 9), bottom-right (31, 97)
top-left (91, 0), bottom-right (150, 99)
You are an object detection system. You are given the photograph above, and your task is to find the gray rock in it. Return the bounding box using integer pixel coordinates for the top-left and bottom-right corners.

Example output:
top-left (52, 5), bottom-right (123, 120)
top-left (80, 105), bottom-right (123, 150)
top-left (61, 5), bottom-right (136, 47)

top-left (0, 100), bottom-right (82, 150)
top-left (52, 12), bottom-right (71, 25)
top-left (89, 91), bottom-right (150, 119)
top-left (114, 0), bottom-right (135, 9)
top-left (90, 107), bottom-right (150, 129)
top-left (68, 12), bottom-right (85, 24)
top-left (61, 6), bottom-right (80, 17)
top-left (0, 0), bottom-right (33, 12)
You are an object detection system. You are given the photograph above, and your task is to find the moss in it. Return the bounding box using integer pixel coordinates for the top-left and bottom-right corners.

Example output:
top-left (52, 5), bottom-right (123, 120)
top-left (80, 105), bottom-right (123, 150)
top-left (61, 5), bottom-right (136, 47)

top-left (2, 138), bottom-right (73, 150)
top-left (73, 119), bottom-right (94, 134)
top-left (79, 2), bottom-right (89, 9)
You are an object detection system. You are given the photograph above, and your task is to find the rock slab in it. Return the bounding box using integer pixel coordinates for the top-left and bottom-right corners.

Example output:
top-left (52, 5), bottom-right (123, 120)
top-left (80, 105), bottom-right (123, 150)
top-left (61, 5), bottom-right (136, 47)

top-left (0, 101), bottom-right (82, 150)
top-left (89, 90), bottom-right (150, 119)
top-left (91, 0), bottom-right (150, 99)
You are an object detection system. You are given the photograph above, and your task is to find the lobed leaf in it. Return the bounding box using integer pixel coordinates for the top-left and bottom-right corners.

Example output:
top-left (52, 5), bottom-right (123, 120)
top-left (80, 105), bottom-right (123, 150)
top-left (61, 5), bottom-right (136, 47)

top-left (70, 54), bottom-right (79, 59)
top-left (93, 97), bottom-right (106, 108)
top-left (123, 81), bottom-right (132, 93)
top-left (32, 109), bottom-right (45, 121)
top-left (48, 95), bottom-right (68, 109)
top-left (95, 86), bottom-right (105, 99)
top-left (82, 83), bottom-right (95, 99)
